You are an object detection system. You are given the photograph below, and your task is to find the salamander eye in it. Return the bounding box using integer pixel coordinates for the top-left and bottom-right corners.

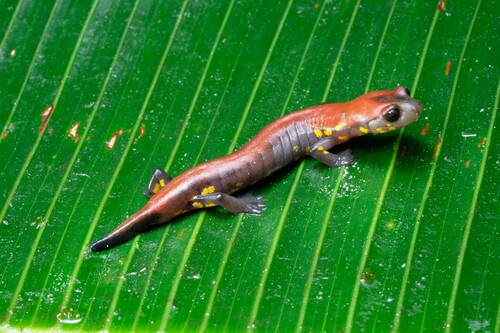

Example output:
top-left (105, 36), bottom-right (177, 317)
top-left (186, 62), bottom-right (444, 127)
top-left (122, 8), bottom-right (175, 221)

top-left (384, 107), bottom-right (401, 122)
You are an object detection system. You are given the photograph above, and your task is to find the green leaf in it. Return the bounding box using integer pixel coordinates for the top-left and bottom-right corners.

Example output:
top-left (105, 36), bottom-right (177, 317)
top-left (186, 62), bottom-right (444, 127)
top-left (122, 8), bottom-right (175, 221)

top-left (1, 0), bottom-right (498, 332)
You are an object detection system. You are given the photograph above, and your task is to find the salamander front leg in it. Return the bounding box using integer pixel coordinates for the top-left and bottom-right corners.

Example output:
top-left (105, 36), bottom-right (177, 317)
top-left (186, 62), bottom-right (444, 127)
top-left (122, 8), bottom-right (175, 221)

top-left (192, 192), bottom-right (266, 215)
top-left (143, 168), bottom-right (172, 198)
top-left (310, 139), bottom-right (356, 167)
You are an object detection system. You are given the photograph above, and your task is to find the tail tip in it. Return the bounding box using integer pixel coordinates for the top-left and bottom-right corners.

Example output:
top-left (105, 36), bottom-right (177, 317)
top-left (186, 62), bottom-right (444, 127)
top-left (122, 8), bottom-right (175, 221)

top-left (90, 239), bottom-right (110, 252)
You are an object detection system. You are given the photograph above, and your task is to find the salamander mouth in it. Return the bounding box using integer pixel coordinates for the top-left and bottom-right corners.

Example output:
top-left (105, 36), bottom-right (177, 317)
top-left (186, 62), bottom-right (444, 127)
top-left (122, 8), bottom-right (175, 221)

top-left (406, 107), bottom-right (421, 122)
top-left (412, 99), bottom-right (424, 116)
top-left (398, 99), bottom-right (423, 123)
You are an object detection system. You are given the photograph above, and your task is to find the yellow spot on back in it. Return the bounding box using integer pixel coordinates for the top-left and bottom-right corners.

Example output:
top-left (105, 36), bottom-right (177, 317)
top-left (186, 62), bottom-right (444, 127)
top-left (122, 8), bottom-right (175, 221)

top-left (338, 136), bottom-right (349, 141)
top-left (359, 127), bottom-right (369, 134)
top-left (293, 145), bottom-right (299, 152)
top-left (376, 127), bottom-right (386, 133)
top-left (324, 129), bottom-right (332, 136)
top-left (318, 146), bottom-right (324, 151)
top-left (192, 202), bottom-right (203, 209)
top-left (334, 124), bottom-right (344, 131)
top-left (204, 203), bottom-right (217, 208)
top-left (315, 129), bottom-right (323, 138)
top-left (201, 186), bottom-right (216, 195)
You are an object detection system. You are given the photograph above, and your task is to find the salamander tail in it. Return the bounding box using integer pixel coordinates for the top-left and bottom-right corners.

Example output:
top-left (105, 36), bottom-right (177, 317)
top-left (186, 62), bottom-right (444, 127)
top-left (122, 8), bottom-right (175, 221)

top-left (90, 209), bottom-right (161, 252)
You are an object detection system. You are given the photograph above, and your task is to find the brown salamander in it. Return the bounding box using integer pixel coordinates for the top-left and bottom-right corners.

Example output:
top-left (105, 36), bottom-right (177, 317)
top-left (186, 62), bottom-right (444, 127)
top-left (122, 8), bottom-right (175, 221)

top-left (91, 86), bottom-right (422, 251)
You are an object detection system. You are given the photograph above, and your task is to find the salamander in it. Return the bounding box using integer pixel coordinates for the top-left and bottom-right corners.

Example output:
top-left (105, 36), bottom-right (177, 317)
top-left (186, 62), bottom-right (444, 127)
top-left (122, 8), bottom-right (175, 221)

top-left (90, 86), bottom-right (422, 251)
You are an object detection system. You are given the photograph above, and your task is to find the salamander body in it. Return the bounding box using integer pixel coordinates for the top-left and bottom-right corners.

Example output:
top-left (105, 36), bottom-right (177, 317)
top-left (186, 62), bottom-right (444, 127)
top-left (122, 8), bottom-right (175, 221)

top-left (91, 86), bottom-right (422, 251)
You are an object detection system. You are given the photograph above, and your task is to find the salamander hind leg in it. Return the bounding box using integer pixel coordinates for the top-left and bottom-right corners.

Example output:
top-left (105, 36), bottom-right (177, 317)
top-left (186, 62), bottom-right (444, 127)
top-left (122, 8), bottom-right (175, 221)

top-left (192, 192), bottom-right (266, 215)
top-left (143, 168), bottom-right (173, 198)
top-left (310, 139), bottom-right (356, 167)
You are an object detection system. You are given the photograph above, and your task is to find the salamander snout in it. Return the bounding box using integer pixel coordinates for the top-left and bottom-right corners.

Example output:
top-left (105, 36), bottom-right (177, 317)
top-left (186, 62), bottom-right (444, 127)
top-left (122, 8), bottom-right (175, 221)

top-left (367, 87), bottom-right (423, 134)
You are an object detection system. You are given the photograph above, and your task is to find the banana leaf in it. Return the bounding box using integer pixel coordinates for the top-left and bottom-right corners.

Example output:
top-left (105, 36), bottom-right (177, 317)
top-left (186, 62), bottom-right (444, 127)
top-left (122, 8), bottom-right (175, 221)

top-left (0, 0), bottom-right (498, 332)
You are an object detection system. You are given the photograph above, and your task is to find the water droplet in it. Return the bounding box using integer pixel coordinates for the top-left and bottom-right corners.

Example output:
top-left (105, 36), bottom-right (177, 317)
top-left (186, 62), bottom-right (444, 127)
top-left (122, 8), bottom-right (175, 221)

top-left (57, 308), bottom-right (82, 324)
top-left (360, 268), bottom-right (377, 288)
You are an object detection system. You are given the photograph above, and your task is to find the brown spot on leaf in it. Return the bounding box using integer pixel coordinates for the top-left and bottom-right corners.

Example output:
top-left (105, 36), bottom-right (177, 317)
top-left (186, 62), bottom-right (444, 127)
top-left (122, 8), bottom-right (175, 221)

top-left (437, 0), bottom-right (445, 12)
top-left (68, 122), bottom-right (80, 143)
top-left (39, 104), bottom-right (54, 134)
top-left (106, 129), bottom-right (124, 150)
top-left (2, 131), bottom-right (8, 139)
top-left (140, 123), bottom-right (146, 137)
top-left (465, 160), bottom-right (470, 168)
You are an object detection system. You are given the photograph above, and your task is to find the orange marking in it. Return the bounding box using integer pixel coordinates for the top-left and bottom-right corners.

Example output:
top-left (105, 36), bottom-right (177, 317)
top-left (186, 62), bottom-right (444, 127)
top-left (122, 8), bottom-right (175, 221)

top-left (445, 61), bottom-right (451, 76)
top-left (421, 123), bottom-right (429, 135)
top-left (465, 160), bottom-right (470, 168)
top-left (477, 137), bottom-right (487, 148)
top-left (432, 139), bottom-right (442, 159)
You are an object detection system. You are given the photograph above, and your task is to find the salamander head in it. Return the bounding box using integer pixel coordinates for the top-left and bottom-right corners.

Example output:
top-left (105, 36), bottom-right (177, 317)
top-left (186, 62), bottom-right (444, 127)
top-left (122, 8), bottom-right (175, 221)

top-left (355, 86), bottom-right (423, 134)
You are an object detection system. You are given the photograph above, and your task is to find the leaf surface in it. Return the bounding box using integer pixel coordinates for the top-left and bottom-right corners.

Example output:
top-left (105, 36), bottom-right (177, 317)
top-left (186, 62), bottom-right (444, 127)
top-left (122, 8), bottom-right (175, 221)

top-left (0, 0), bottom-right (498, 332)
